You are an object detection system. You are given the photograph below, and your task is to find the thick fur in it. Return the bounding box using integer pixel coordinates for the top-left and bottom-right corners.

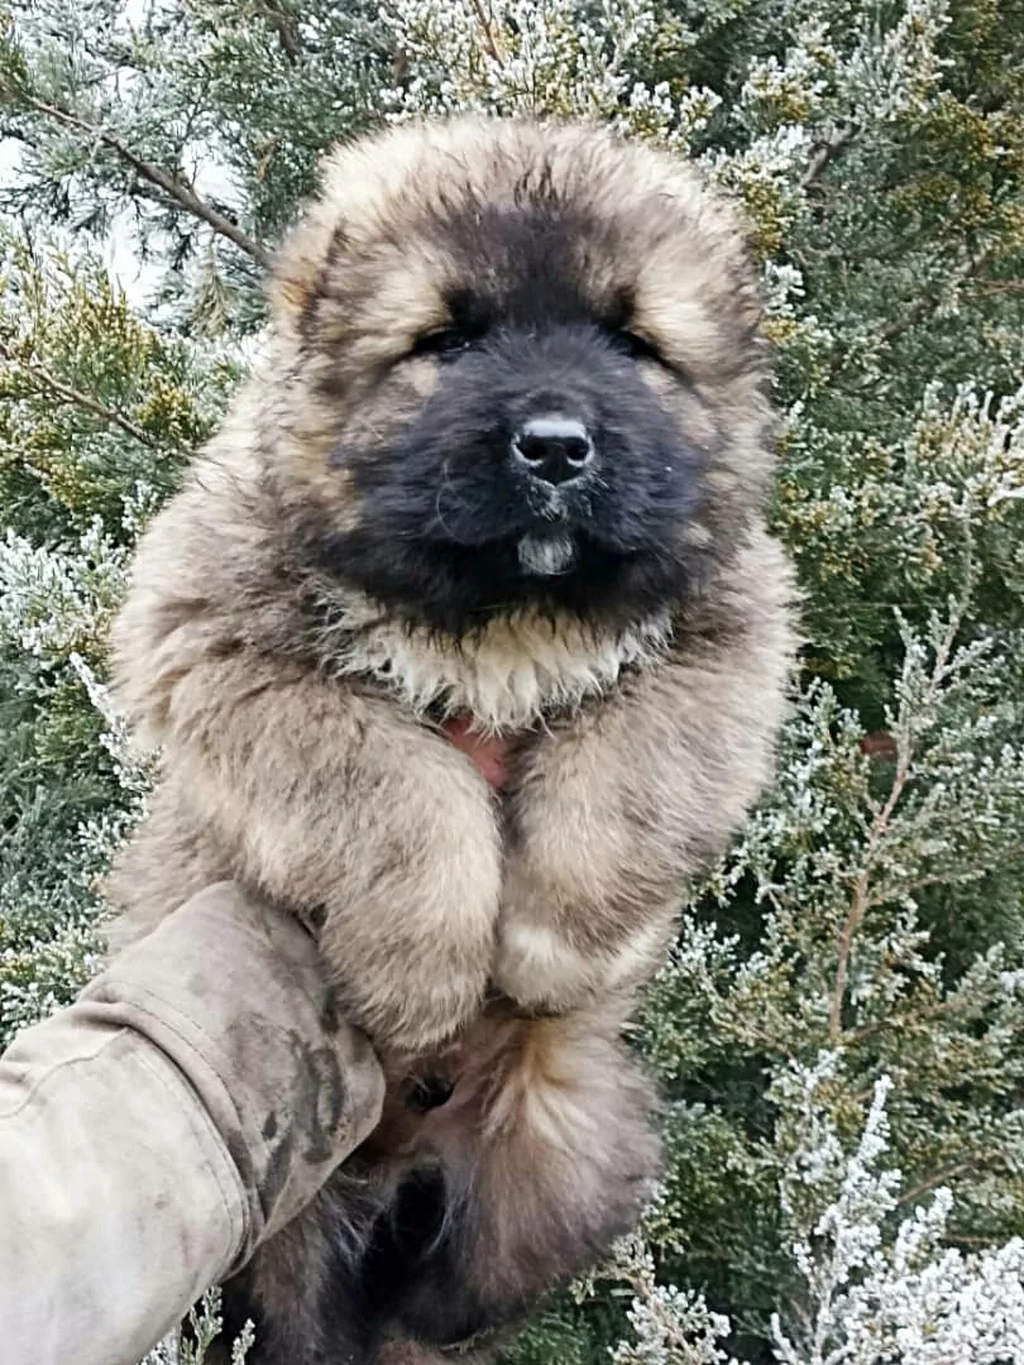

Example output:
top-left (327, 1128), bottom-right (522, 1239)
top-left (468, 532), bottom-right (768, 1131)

top-left (106, 117), bottom-right (797, 1364)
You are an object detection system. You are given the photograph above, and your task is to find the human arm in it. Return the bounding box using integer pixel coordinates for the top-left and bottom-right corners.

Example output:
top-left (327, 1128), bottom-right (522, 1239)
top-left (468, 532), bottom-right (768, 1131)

top-left (0, 882), bottom-right (385, 1365)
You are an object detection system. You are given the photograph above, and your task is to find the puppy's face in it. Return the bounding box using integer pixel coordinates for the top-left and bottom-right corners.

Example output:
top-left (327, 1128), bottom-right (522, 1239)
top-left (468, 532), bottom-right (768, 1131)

top-left (269, 120), bottom-right (772, 635)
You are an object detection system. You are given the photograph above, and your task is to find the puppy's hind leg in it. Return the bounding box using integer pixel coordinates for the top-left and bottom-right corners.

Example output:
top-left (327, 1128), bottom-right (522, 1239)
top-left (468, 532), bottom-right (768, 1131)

top-left (230, 1176), bottom-right (383, 1365)
top-left (236, 1012), bottom-right (660, 1361)
top-left (382, 1007), bottom-right (662, 1345)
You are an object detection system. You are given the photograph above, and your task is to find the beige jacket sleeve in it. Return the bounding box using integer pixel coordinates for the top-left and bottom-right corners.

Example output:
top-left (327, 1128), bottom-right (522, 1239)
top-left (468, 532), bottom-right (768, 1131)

top-left (0, 882), bottom-right (385, 1365)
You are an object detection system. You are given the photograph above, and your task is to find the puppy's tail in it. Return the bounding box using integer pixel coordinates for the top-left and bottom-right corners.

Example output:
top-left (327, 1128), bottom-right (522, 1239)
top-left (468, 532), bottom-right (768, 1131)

top-left (387, 1003), bottom-right (663, 1344)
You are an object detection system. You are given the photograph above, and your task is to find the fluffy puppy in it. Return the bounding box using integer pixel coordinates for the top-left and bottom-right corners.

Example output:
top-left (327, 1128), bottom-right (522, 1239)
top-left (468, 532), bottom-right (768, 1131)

top-left (107, 116), bottom-right (796, 1363)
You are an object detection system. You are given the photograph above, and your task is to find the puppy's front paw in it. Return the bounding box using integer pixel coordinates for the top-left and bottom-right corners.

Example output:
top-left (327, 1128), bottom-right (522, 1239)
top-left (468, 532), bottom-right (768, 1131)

top-left (493, 905), bottom-right (675, 1015)
top-left (491, 916), bottom-right (599, 1015)
top-left (325, 935), bottom-right (493, 1054)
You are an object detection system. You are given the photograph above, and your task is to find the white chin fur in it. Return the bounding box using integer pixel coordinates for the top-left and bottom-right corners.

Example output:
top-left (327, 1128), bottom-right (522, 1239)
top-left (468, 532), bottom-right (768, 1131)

top-left (517, 532), bottom-right (577, 576)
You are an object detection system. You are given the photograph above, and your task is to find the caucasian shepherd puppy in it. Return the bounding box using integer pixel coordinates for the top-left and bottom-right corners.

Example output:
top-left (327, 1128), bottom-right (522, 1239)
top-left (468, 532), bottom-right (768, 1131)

top-left (108, 118), bottom-right (796, 1363)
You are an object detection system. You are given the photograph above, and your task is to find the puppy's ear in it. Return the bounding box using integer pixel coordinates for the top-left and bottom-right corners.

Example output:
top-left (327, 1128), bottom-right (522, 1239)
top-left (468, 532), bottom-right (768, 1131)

top-left (266, 132), bottom-right (386, 326)
top-left (267, 207), bottom-right (339, 324)
top-left (266, 132), bottom-right (387, 323)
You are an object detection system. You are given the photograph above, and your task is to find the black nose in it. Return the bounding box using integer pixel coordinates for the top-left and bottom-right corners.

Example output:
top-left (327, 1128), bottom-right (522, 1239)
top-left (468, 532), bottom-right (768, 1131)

top-left (511, 416), bottom-right (595, 485)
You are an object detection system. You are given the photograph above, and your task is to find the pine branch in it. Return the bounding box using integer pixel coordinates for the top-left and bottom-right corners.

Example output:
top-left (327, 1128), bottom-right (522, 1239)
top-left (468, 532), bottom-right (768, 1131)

top-left (829, 249), bottom-right (997, 380)
top-left (967, 278), bottom-right (1024, 296)
top-left (875, 300), bottom-right (931, 345)
top-left (0, 342), bottom-right (158, 448)
top-left (802, 123), bottom-right (858, 191)
top-left (828, 747), bottom-right (912, 1042)
top-left (828, 612), bottom-right (961, 1042)
top-left (467, 0), bottom-right (503, 64)
top-left (846, 996), bottom-right (967, 1046)
top-left (897, 1161), bottom-right (976, 1207)
top-left (880, 248), bottom-right (995, 340)
top-left (263, 3), bottom-right (303, 65)
top-left (15, 94), bottom-right (271, 268)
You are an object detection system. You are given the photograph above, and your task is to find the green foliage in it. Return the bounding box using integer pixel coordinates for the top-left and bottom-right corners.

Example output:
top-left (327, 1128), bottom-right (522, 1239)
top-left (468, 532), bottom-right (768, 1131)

top-left (0, 232), bottom-right (234, 536)
top-left (0, 236), bottom-right (219, 1042)
top-left (142, 1288), bottom-right (255, 1364)
top-left (2, 1), bottom-right (1024, 1361)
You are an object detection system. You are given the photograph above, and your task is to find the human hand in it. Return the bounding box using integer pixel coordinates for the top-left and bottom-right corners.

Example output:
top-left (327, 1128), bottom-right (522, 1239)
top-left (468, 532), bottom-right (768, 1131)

top-left (87, 882), bottom-right (386, 1258)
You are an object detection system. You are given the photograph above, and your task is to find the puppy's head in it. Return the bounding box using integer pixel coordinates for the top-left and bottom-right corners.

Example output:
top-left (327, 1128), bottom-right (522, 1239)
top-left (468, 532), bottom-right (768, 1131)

top-left (265, 118), bottom-right (772, 635)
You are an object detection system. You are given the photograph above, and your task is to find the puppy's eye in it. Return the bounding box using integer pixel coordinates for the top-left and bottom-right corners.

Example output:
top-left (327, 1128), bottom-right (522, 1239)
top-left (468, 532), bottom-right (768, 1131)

top-left (609, 329), bottom-right (663, 364)
top-left (411, 327), bottom-right (475, 360)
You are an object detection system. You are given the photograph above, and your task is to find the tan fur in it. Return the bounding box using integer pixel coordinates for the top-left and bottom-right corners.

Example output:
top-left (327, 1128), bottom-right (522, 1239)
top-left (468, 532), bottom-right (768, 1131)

top-left (107, 116), bottom-right (798, 1364)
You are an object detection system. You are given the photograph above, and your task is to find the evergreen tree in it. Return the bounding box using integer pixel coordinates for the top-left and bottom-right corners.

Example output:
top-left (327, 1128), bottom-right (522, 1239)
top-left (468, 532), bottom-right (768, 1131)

top-left (2, 2), bottom-right (1024, 1360)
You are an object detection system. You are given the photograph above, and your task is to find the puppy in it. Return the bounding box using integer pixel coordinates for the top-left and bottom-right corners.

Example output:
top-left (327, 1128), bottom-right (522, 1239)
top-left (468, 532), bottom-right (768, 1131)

top-left (107, 116), bottom-right (796, 1363)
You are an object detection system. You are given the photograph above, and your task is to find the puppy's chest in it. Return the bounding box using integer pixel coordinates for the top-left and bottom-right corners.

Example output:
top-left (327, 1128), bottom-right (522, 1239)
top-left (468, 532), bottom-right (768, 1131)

top-left (321, 607), bottom-right (671, 732)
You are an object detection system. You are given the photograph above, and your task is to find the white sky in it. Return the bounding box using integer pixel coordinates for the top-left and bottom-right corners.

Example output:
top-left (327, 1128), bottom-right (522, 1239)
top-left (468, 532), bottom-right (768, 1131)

top-left (0, 0), bottom-right (242, 309)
